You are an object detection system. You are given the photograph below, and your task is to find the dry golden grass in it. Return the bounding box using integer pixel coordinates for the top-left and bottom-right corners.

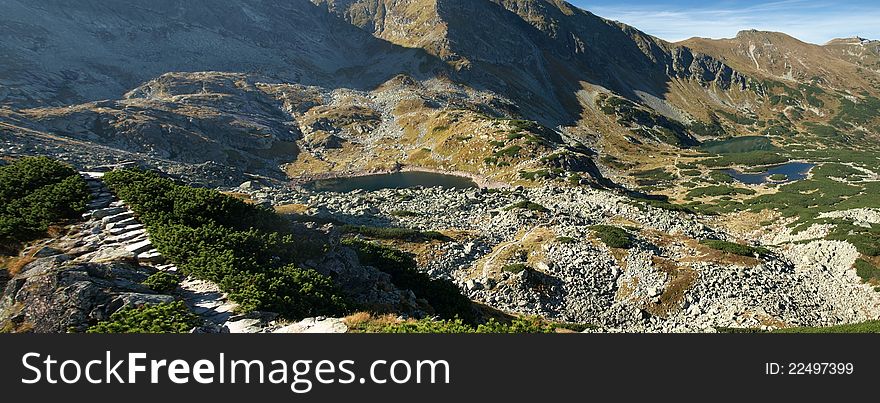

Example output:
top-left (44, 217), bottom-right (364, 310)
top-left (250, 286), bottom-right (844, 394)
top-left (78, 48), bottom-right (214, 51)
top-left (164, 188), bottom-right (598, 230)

top-left (475, 226), bottom-right (555, 277)
top-left (392, 98), bottom-right (428, 115)
top-left (712, 209), bottom-right (778, 237)
top-left (645, 256), bottom-right (698, 317)
top-left (5, 256), bottom-right (35, 277)
top-left (343, 312), bottom-right (403, 331)
top-left (274, 203), bottom-right (309, 215)
top-left (681, 238), bottom-right (761, 267)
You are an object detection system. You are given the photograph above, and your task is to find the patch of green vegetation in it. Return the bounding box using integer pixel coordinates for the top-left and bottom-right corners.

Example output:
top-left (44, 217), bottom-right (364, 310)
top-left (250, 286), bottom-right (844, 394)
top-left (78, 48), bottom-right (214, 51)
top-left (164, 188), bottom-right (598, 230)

top-left (774, 320), bottom-right (880, 333)
top-left (341, 225), bottom-right (448, 242)
top-left (556, 236), bottom-right (577, 244)
top-left (700, 136), bottom-right (776, 154)
top-left (804, 122), bottom-right (840, 139)
top-left (762, 124), bottom-right (796, 137)
top-left (717, 110), bottom-right (757, 126)
top-left (589, 225), bottom-right (634, 249)
top-left (141, 271), bottom-right (181, 294)
top-left (104, 169), bottom-right (348, 319)
top-left (769, 174), bottom-right (787, 181)
top-left (0, 157), bottom-right (91, 252)
top-left (831, 93), bottom-right (880, 128)
top-left (814, 163), bottom-right (865, 180)
top-left (688, 117), bottom-right (726, 137)
top-left (708, 170), bottom-right (734, 183)
top-left (798, 83), bottom-right (826, 108)
top-left (504, 200), bottom-right (549, 213)
top-left (680, 169), bottom-right (702, 177)
top-left (501, 263), bottom-right (528, 274)
top-left (687, 185), bottom-right (755, 198)
top-left (494, 145), bottom-right (522, 158)
top-left (854, 259), bottom-right (880, 284)
top-left (700, 239), bottom-right (770, 257)
top-left (675, 162), bottom-right (699, 170)
top-left (87, 301), bottom-right (200, 334)
top-left (519, 169), bottom-right (563, 181)
top-left (342, 238), bottom-right (474, 322)
top-left (699, 151), bottom-right (789, 168)
top-left (633, 168), bottom-right (675, 181)
top-left (596, 94), bottom-right (698, 147)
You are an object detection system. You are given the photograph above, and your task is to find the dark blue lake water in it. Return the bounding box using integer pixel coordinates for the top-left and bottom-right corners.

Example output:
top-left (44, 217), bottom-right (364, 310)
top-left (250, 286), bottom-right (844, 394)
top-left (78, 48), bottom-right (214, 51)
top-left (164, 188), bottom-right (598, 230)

top-left (724, 162), bottom-right (816, 185)
top-left (305, 172), bottom-right (478, 192)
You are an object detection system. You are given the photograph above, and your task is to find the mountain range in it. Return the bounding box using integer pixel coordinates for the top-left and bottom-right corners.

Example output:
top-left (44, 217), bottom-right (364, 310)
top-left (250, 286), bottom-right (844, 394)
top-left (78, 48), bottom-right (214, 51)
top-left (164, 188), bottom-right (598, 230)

top-left (2, 0), bottom-right (878, 188)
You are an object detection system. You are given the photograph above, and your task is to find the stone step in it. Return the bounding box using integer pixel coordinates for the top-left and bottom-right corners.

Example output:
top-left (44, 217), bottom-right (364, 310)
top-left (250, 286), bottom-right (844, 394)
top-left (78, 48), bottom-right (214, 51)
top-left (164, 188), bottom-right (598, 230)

top-left (156, 264), bottom-right (178, 272)
top-left (101, 211), bottom-right (133, 226)
top-left (107, 228), bottom-right (146, 243)
top-left (106, 217), bottom-right (137, 230)
top-left (125, 239), bottom-right (153, 254)
top-left (87, 199), bottom-right (112, 209)
top-left (137, 250), bottom-right (165, 264)
top-left (80, 171), bottom-right (106, 179)
top-left (92, 207), bottom-right (126, 220)
top-left (109, 224), bottom-right (144, 236)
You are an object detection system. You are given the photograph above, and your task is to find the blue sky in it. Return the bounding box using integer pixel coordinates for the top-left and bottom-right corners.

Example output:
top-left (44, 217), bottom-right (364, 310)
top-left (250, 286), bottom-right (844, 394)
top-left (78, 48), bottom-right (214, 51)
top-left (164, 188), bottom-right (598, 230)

top-left (570, 0), bottom-right (880, 44)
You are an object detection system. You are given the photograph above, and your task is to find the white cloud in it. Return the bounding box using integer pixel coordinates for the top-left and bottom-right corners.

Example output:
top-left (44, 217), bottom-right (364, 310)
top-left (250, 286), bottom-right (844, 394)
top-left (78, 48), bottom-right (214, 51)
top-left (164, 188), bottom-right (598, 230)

top-left (582, 1), bottom-right (880, 44)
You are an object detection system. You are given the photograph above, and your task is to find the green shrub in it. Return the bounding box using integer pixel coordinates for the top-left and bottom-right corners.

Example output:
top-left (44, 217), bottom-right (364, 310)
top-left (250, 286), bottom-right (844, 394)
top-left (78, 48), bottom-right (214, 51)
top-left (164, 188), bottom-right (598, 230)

top-left (636, 197), bottom-right (701, 215)
top-left (103, 169), bottom-right (348, 320)
top-left (141, 271), bottom-right (181, 294)
top-left (501, 263), bottom-right (528, 274)
top-left (504, 200), bottom-right (549, 213)
top-left (556, 236), bottom-right (577, 244)
top-left (341, 225), bottom-right (448, 242)
top-left (700, 136), bottom-right (775, 154)
top-left (700, 151), bottom-right (788, 168)
top-left (708, 171), bottom-right (734, 183)
top-left (494, 145), bottom-right (522, 158)
top-left (342, 239), bottom-right (474, 322)
top-left (687, 186), bottom-right (755, 198)
top-left (700, 239), bottom-right (771, 257)
top-left (0, 157), bottom-right (91, 251)
top-left (590, 225), bottom-right (634, 249)
top-left (854, 259), bottom-right (880, 284)
top-left (87, 302), bottom-right (200, 333)
top-left (774, 320), bottom-right (880, 333)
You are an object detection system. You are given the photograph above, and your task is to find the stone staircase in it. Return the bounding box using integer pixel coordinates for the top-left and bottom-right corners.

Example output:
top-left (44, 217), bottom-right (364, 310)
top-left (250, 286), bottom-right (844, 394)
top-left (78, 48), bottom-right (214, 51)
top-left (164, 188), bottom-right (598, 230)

top-left (70, 171), bottom-right (347, 334)
top-left (77, 171), bottom-right (242, 332)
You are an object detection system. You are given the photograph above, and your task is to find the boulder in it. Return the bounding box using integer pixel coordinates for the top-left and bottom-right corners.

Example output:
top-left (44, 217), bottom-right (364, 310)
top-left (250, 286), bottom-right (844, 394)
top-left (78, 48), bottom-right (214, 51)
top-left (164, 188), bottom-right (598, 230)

top-left (273, 317), bottom-right (348, 334)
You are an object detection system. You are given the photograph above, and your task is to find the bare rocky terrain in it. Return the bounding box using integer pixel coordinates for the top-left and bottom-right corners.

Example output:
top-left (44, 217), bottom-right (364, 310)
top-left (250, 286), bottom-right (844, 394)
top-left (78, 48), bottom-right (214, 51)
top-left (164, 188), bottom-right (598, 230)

top-left (230, 182), bottom-right (880, 332)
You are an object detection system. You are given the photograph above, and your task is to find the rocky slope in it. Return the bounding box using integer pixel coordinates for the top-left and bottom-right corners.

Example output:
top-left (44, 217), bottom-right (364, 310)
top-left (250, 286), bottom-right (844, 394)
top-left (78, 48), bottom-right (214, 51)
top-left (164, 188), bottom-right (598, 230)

top-left (0, 0), bottom-right (436, 107)
top-left (233, 182), bottom-right (880, 332)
